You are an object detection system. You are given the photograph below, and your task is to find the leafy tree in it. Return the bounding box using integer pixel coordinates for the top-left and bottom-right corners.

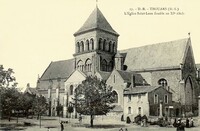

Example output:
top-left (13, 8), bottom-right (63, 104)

top-left (74, 76), bottom-right (115, 127)
top-left (17, 93), bottom-right (36, 118)
top-left (0, 65), bottom-right (17, 88)
top-left (32, 95), bottom-right (48, 119)
top-left (1, 87), bottom-right (20, 120)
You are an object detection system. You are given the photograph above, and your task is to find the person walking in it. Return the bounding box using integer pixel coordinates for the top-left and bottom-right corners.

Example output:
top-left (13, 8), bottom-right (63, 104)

top-left (186, 118), bottom-right (189, 128)
top-left (60, 122), bottom-right (64, 131)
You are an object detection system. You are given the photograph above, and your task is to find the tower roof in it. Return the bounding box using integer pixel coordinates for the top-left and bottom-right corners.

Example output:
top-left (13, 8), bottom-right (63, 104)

top-left (74, 7), bottom-right (119, 36)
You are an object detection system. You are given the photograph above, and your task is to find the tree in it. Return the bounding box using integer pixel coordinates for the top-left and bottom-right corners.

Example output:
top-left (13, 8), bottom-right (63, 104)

top-left (32, 95), bottom-right (48, 117)
top-left (0, 65), bottom-right (19, 120)
top-left (1, 87), bottom-right (20, 121)
top-left (0, 65), bottom-right (17, 88)
top-left (17, 93), bottom-right (36, 118)
top-left (74, 76), bottom-right (115, 127)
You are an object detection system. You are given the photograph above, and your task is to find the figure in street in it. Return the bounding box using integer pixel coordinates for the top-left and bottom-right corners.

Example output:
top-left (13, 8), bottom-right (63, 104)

top-left (60, 122), bottom-right (64, 131)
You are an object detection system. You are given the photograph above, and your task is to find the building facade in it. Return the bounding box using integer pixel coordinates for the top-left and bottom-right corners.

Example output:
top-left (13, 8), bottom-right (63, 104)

top-left (36, 7), bottom-right (200, 117)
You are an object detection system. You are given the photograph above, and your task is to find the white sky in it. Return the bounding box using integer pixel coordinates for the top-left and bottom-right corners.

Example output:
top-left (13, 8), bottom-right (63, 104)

top-left (0, 0), bottom-right (200, 89)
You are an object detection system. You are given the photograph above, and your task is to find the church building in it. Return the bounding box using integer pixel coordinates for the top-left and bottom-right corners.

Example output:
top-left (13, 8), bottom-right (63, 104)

top-left (36, 7), bottom-right (200, 118)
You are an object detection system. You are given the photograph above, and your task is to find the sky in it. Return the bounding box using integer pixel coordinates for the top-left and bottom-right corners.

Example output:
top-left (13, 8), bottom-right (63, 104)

top-left (0, 0), bottom-right (200, 89)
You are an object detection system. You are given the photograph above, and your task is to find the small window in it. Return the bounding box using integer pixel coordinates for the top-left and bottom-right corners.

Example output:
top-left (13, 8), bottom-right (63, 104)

top-left (138, 107), bottom-right (141, 115)
top-left (70, 85), bottom-right (73, 95)
top-left (158, 78), bottom-right (167, 87)
top-left (128, 95), bottom-right (131, 102)
top-left (128, 107), bottom-right (131, 114)
top-left (164, 94), bottom-right (168, 104)
top-left (154, 94), bottom-right (158, 104)
top-left (113, 75), bottom-right (116, 83)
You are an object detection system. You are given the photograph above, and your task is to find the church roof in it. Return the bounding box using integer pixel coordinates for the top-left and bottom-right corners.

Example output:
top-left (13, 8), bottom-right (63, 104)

top-left (124, 86), bottom-right (170, 95)
top-left (116, 70), bottom-right (144, 85)
top-left (120, 38), bottom-right (190, 71)
top-left (74, 7), bottom-right (119, 36)
top-left (40, 59), bottom-right (74, 81)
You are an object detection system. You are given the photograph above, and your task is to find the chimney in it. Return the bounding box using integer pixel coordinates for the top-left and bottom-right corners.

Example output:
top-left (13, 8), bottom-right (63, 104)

top-left (131, 74), bottom-right (135, 88)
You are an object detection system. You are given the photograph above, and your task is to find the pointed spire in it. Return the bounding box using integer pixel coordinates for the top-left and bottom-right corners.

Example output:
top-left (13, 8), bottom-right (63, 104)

top-left (74, 7), bottom-right (119, 36)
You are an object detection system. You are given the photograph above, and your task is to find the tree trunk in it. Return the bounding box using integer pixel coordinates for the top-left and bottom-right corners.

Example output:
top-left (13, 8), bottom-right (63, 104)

top-left (8, 112), bottom-right (11, 122)
top-left (90, 115), bottom-right (93, 127)
top-left (37, 114), bottom-right (39, 120)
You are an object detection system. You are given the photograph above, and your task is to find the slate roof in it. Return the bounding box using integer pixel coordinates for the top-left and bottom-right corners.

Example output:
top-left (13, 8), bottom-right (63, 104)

top-left (116, 70), bottom-right (145, 85)
top-left (74, 7), bottom-right (119, 36)
top-left (40, 59), bottom-right (74, 81)
top-left (124, 86), bottom-right (161, 95)
top-left (120, 38), bottom-right (190, 71)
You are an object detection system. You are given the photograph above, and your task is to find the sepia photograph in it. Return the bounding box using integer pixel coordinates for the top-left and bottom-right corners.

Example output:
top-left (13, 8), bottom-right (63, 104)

top-left (1, 0), bottom-right (200, 130)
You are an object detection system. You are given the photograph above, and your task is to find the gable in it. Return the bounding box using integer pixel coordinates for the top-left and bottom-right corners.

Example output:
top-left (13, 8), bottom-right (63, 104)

top-left (120, 38), bottom-right (189, 71)
top-left (65, 70), bottom-right (86, 84)
top-left (182, 41), bottom-right (196, 71)
top-left (106, 70), bottom-right (125, 85)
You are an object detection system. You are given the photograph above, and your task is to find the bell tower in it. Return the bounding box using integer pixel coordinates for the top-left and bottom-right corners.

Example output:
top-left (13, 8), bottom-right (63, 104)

top-left (73, 7), bottom-right (119, 75)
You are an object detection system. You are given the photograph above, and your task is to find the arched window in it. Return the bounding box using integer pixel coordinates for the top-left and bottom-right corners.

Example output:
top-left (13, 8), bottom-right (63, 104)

top-left (103, 39), bottom-right (106, 51)
top-left (77, 42), bottom-right (80, 53)
top-left (70, 85), bottom-right (73, 95)
top-left (185, 76), bottom-right (193, 108)
top-left (81, 41), bottom-right (84, 52)
top-left (112, 43), bottom-right (115, 53)
top-left (158, 78), bottom-right (168, 87)
top-left (77, 60), bottom-right (84, 71)
top-left (85, 59), bottom-right (92, 72)
top-left (90, 38), bottom-right (94, 50)
top-left (138, 107), bottom-right (141, 115)
top-left (112, 91), bottom-right (118, 103)
top-left (128, 107), bottom-right (131, 114)
top-left (101, 59), bottom-right (107, 71)
top-left (86, 40), bottom-right (89, 51)
top-left (99, 38), bottom-right (102, 50)
top-left (109, 41), bottom-right (112, 52)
